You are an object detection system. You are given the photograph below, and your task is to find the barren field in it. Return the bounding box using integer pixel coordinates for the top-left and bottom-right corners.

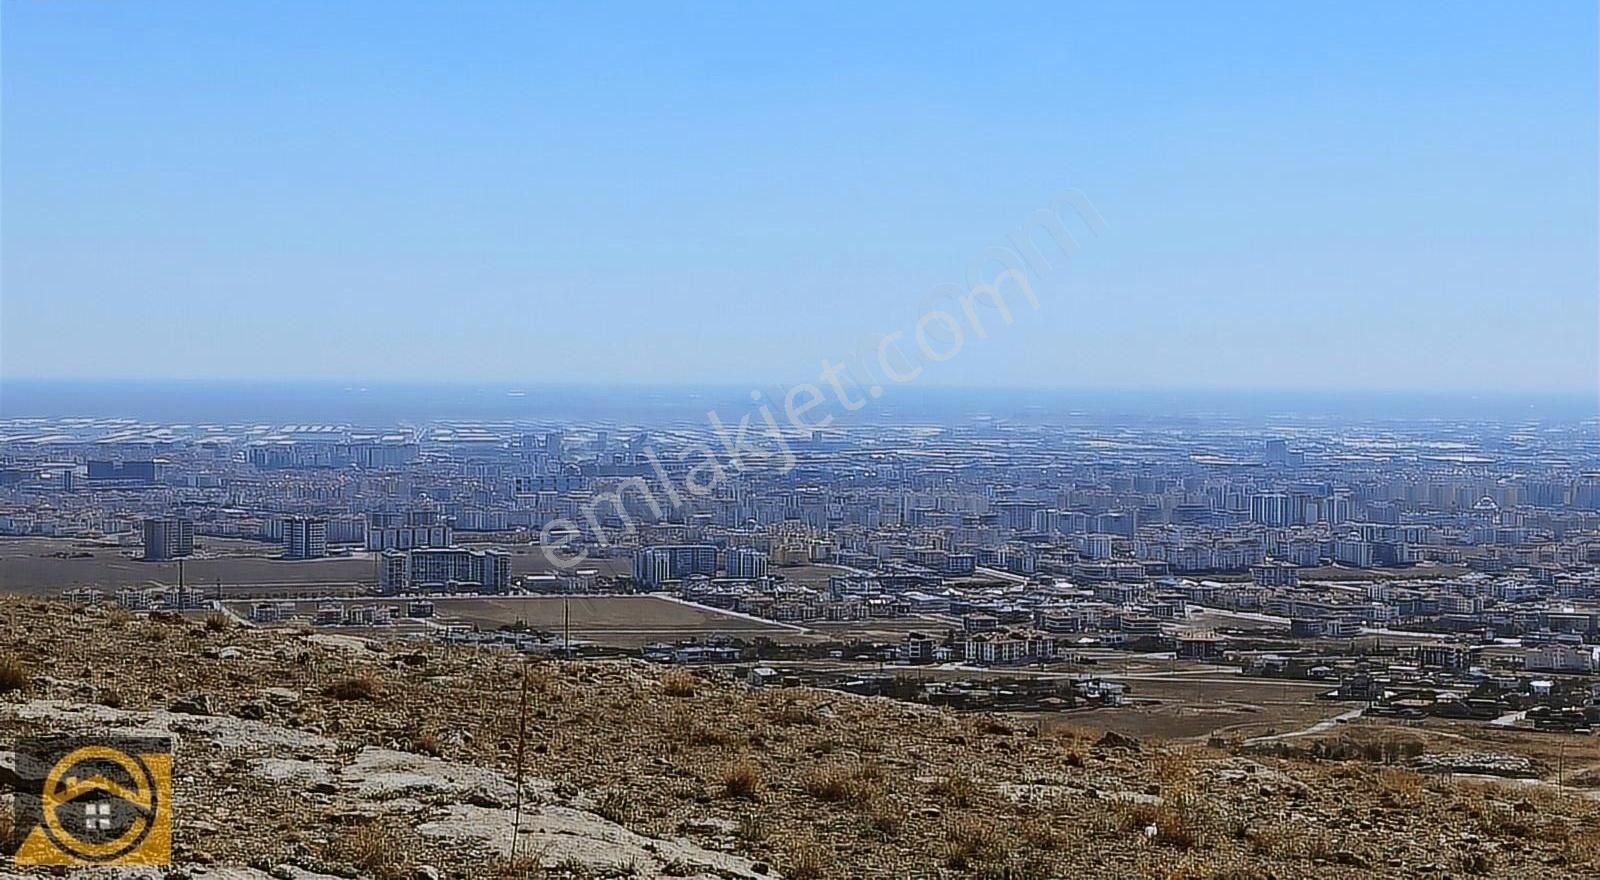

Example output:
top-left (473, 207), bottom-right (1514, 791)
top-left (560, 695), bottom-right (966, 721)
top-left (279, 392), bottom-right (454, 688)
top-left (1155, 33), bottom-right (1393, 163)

top-left (226, 594), bottom-right (814, 646)
top-left (1032, 675), bottom-right (1338, 741)
top-left (0, 536), bottom-right (635, 595)
top-left (0, 536), bottom-right (375, 593)
top-left (434, 595), bottom-right (813, 644)
top-left (457, 540), bottom-right (633, 578)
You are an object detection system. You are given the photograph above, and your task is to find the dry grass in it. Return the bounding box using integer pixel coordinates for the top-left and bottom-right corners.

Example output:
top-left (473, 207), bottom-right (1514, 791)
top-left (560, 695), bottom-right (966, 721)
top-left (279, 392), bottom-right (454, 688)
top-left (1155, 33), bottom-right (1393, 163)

top-left (928, 772), bottom-right (977, 807)
top-left (203, 610), bottom-right (230, 632)
top-left (941, 818), bottom-right (1001, 870)
top-left (411, 732), bottom-right (443, 757)
top-left (484, 846), bottom-right (552, 879)
top-left (1564, 827), bottom-right (1600, 866)
top-left (666, 712), bottom-right (741, 748)
top-left (799, 762), bottom-right (880, 805)
top-left (1117, 801), bottom-right (1198, 850)
top-left (786, 845), bottom-right (829, 880)
top-left (0, 655), bottom-right (30, 694)
top-left (325, 671), bottom-right (384, 701)
top-left (660, 667), bottom-right (698, 697)
top-left (1376, 767), bottom-right (1425, 807)
top-left (721, 758), bottom-right (762, 800)
top-left (327, 820), bottom-right (408, 879)
top-left (766, 699), bottom-right (819, 726)
top-left (0, 797), bottom-right (15, 854)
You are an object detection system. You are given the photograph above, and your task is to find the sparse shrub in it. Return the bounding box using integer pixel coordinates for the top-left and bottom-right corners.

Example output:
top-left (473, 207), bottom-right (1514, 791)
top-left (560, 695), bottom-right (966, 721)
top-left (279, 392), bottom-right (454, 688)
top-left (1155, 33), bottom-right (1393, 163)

top-left (0, 797), bottom-right (15, 854)
top-left (325, 671), bottom-right (383, 701)
top-left (411, 732), bottom-right (442, 757)
top-left (1377, 767), bottom-right (1424, 807)
top-left (486, 846), bottom-right (551, 879)
top-left (721, 758), bottom-right (762, 800)
top-left (0, 656), bottom-right (30, 694)
top-left (667, 713), bottom-right (739, 748)
top-left (1565, 827), bottom-right (1600, 865)
top-left (660, 667), bottom-right (698, 697)
top-left (768, 700), bottom-right (818, 726)
top-left (96, 688), bottom-right (125, 709)
top-left (1021, 817), bottom-right (1070, 851)
top-left (976, 716), bottom-right (1013, 736)
top-left (1457, 848), bottom-right (1495, 875)
top-left (203, 611), bottom-right (229, 632)
top-left (596, 788), bottom-right (638, 824)
top-left (1245, 824), bottom-right (1285, 855)
top-left (786, 845), bottom-right (828, 880)
top-left (928, 772), bottom-right (977, 807)
top-left (864, 796), bottom-right (903, 838)
top-left (1117, 800), bottom-right (1197, 850)
top-left (941, 819), bottom-right (1000, 869)
top-left (735, 812), bottom-right (770, 843)
top-left (800, 763), bottom-right (880, 805)
top-left (327, 820), bottom-right (408, 879)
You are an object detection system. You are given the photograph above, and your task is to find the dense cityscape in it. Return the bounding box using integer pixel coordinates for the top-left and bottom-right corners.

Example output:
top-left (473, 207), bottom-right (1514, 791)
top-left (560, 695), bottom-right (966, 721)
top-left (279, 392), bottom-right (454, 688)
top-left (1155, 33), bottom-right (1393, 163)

top-left (3, 2), bottom-right (1596, 875)
top-left (4, 402), bottom-right (1600, 734)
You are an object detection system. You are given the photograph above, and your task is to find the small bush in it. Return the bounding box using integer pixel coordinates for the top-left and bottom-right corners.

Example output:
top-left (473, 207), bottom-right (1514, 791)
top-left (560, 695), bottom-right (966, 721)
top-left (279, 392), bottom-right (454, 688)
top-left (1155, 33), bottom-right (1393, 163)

top-left (786, 845), bottom-right (828, 880)
top-left (325, 672), bottom-right (383, 701)
top-left (722, 758), bottom-right (762, 800)
top-left (203, 611), bottom-right (230, 632)
top-left (0, 656), bottom-right (30, 694)
top-left (864, 797), bottom-right (904, 838)
top-left (667, 714), bottom-right (739, 747)
top-left (660, 668), bottom-right (698, 697)
top-left (767, 700), bottom-right (818, 726)
top-left (928, 773), bottom-right (977, 807)
top-left (596, 788), bottom-right (638, 824)
top-left (801, 764), bottom-right (880, 805)
top-left (941, 819), bottom-right (1000, 869)
top-left (486, 846), bottom-right (551, 879)
top-left (1118, 801), bottom-right (1197, 850)
top-left (327, 820), bottom-right (408, 879)
top-left (735, 812), bottom-right (770, 843)
top-left (411, 732), bottom-right (442, 757)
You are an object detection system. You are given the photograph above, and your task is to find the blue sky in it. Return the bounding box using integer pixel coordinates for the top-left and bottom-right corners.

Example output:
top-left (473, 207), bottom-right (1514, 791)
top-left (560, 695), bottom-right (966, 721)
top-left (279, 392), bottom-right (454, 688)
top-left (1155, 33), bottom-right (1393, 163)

top-left (2, 1), bottom-right (1595, 393)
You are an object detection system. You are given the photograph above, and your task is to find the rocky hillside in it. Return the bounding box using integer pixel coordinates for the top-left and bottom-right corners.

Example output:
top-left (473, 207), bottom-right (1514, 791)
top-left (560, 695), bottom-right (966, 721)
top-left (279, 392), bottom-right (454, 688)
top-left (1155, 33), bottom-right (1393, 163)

top-left (2, 598), bottom-right (1598, 879)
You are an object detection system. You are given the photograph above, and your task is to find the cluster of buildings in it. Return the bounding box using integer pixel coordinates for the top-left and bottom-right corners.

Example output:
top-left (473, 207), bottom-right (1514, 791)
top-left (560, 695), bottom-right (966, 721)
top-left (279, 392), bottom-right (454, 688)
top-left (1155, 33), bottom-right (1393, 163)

top-left (7, 412), bottom-right (1600, 710)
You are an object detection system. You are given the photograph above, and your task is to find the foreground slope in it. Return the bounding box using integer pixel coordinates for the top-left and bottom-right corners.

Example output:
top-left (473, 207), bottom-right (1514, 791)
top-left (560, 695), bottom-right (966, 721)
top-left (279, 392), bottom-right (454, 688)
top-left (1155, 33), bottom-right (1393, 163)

top-left (1, 598), bottom-right (1598, 879)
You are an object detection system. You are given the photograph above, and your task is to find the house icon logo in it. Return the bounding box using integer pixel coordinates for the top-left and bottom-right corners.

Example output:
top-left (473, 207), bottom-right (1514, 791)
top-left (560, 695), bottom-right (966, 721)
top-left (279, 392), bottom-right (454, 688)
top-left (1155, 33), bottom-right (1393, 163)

top-left (13, 736), bottom-right (172, 865)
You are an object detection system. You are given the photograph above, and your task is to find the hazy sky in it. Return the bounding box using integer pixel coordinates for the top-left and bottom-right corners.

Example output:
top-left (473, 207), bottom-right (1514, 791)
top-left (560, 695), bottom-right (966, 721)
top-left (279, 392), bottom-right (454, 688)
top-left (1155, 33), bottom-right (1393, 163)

top-left (3, 2), bottom-right (1595, 393)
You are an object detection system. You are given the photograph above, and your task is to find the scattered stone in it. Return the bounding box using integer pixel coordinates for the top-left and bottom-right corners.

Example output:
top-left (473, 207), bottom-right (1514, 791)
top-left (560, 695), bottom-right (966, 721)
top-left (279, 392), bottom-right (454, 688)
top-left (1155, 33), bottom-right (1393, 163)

top-left (172, 694), bottom-right (217, 716)
top-left (1093, 730), bottom-right (1141, 751)
top-left (1414, 752), bottom-right (1537, 778)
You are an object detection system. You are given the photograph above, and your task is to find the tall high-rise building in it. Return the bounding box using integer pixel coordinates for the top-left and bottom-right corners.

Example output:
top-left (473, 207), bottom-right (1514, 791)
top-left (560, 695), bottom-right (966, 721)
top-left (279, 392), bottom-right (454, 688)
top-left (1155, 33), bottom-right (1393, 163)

top-left (724, 547), bottom-right (769, 579)
top-left (1249, 493), bottom-right (1291, 527)
top-left (283, 516), bottom-right (329, 559)
top-left (378, 546), bottom-right (511, 594)
top-left (142, 516), bottom-right (194, 561)
top-left (634, 544), bottom-right (718, 587)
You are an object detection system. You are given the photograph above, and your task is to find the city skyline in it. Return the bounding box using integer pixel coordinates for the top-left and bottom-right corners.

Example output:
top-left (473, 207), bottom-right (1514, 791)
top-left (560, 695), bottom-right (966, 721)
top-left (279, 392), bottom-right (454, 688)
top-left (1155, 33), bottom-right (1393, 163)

top-left (3, 1), bottom-right (1596, 393)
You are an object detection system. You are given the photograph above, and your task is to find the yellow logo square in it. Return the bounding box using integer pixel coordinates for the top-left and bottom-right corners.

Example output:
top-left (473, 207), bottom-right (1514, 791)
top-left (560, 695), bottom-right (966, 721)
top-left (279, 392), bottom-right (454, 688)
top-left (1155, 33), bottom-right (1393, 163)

top-left (12, 737), bottom-right (173, 866)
